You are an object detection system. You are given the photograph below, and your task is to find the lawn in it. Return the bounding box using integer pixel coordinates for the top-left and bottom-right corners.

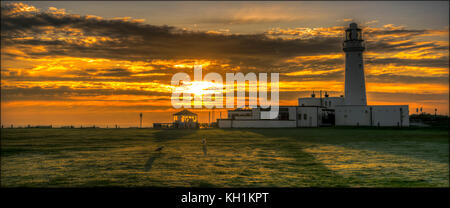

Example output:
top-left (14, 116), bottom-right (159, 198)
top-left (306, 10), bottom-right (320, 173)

top-left (1, 127), bottom-right (448, 187)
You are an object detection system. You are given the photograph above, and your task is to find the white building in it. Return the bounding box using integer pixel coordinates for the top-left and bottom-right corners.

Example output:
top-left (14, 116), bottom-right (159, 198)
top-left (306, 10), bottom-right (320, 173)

top-left (218, 23), bottom-right (409, 128)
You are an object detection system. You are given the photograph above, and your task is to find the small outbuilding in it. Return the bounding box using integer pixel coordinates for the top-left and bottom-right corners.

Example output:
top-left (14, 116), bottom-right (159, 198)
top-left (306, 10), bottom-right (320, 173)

top-left (173, 109), bottom-right (198, 128)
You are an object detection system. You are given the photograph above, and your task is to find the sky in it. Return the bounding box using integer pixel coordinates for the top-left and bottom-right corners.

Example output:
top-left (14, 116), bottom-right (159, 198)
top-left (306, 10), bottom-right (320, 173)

top-left (1, 1), bottom-right (449, 127)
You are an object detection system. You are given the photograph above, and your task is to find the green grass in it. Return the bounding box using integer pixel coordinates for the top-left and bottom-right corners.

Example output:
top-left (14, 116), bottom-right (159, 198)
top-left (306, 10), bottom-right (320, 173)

top-left (1, 127), bottom-right (448, 187)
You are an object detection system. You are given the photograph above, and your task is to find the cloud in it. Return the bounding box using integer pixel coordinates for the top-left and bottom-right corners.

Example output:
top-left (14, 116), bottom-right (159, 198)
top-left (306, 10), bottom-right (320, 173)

top-left (96, 68), bottom-right (133, 77)
top-left (194, 6), bottom-right (306, 25)
top-left (1, 3), bottom-right (339, 67)
top-left (365, 57), bottom-right (449, 68)
top-left (366, 74), bottom-right (449, 85)
top-left (365, 20), bottom-right (379, 25)
top-left (2, 3), bottom-right (447, 71)
top-left (0, 3), bottom-right (448, 115)
top-left (197, 16), bottom-right (302, 25)
top-left (1, 85), bottom-right (171, 102)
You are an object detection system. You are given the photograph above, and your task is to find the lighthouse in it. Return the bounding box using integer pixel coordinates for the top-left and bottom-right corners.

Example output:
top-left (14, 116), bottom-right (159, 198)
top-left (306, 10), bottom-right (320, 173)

top-left (343, 23), bottom-right (367, 106)
top-left (219, 22), bottom-right (409, 128)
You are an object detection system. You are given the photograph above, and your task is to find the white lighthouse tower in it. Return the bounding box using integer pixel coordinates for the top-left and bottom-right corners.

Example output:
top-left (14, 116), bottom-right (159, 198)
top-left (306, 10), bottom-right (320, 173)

top-left (343, 23), bottom-right (367, 106)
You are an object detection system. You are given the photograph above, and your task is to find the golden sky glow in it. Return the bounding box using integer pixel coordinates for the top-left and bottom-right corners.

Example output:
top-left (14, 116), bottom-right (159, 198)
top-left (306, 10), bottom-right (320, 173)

top-left (1, 2), bottom-right (448, 127)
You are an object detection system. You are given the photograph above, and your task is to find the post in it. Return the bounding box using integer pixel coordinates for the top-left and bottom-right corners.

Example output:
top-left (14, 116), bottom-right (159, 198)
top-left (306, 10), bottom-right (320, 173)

top-left (320, 90), bottom-right (322, 106)
top-left (139, 113), bottom-right (143, 128)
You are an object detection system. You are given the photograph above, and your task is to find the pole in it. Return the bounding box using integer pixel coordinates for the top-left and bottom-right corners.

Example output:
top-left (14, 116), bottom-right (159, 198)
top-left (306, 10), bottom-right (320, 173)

top-left (320, 90), bottom-right (322, 106)
top-left (139, 113), bottom-right (143, 128)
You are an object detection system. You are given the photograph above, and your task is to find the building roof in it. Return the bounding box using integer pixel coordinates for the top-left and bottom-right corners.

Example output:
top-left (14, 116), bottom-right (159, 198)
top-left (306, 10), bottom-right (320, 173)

top-left (173, 109), bottom-right (197, 116)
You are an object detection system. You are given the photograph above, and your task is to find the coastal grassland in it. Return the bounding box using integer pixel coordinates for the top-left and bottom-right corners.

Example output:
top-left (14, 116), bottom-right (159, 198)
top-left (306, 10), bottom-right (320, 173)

top-left (1, 127), bottom-right (448, 187)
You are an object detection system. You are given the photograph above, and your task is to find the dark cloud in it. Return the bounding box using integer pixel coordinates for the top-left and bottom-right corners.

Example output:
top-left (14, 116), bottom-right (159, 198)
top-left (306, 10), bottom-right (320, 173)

top-left (0, 3), bottom-right (341, 66)
top-left (365, 28), bottom-right (427, 36)
top-left (2, 3), bottom-right (447, 71)
top-left (366, 74), bottom-right (449, 85)
top-left (1, 85), bottom-right (171, 102)
top-left (366, 56), bottom-right (449, 68)
top-left (366, 39), bottom-right (448, 52)
top-left (96, 68), bottom-right (133, 77)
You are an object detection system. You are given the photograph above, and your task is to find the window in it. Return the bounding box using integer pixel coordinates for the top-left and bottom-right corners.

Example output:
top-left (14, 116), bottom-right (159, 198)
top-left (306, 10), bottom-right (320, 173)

top-left (357, 31), bottom-right (362, 40)
top-left (279, 112), bottom-right (289, 120)
top-left (303, 114), bottom-right (307, 120)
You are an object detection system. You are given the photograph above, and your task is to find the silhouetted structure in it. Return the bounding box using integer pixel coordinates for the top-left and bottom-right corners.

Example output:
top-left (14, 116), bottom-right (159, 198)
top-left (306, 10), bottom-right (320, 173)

top-left (173, 109), bottom-right (198, 128)
top-left (154, 109), bottom-right (199, 128)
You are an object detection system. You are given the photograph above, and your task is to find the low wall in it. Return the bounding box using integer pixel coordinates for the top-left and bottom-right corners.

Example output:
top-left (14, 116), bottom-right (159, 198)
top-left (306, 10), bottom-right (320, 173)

top-left (335, 105), bottom-right (409, 127)
top-left (218, 119), bottom-right (296, 128)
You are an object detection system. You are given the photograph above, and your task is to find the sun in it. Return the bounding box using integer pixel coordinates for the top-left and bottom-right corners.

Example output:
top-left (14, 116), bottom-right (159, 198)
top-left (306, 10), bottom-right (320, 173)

top-left (184, 81), bottom-right (222, 96)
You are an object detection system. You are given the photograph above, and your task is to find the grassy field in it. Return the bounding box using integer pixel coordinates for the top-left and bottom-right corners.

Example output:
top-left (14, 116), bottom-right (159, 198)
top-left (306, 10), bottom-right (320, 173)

top-left (1, 127), bottom-right (448, 187)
